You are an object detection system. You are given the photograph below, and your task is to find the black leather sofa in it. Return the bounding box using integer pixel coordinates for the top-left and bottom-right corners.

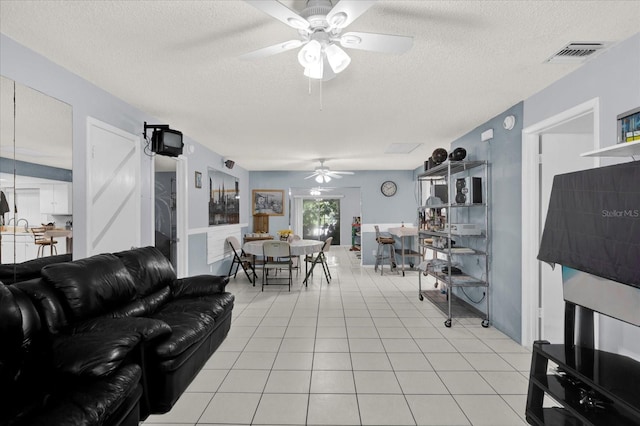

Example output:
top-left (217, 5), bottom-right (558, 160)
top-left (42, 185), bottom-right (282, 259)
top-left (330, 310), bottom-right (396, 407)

top-left (1, 281), bottom-right (144, 426)
top-left (1, 246), bottom-right (234, 424)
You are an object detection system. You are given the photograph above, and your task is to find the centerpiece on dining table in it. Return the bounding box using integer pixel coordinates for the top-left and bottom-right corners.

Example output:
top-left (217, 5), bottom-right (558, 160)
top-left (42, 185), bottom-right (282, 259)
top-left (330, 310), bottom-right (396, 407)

top-left (277, 229), bottom-right (293, 241)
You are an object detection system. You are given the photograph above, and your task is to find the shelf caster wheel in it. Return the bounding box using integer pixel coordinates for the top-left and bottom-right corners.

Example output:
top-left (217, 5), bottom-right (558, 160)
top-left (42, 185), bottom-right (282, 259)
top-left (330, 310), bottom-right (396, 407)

top-left (481, 319), bottom-right (489, 328)
top-left (444, 319), bottom-right (452, 328)
top-left (419, 294), bottom-right (424, 301)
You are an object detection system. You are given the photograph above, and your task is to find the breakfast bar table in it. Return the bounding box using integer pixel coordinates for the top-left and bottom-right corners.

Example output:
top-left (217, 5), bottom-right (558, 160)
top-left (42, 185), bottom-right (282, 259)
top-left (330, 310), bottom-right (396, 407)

top-left (43, 228), bottom-right (73, 255)
top-left (388, 226), bottom-right (421, 276)
top-left (243, 239), bottom-right (324, 285)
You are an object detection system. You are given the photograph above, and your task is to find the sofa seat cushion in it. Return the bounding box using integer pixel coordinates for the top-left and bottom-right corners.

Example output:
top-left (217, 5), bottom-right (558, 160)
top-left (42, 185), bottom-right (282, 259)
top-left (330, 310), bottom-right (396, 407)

top-left (25, 364), bottom-right (142, 426)
top-left (150, 300), bottom-right (218, 361)
top-left (186, 293), bottom-right (235, 320)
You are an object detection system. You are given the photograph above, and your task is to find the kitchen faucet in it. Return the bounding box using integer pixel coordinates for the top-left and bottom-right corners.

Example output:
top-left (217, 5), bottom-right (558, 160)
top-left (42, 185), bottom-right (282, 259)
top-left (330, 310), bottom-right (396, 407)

top-left (16, 218), bottom-right (29, 232)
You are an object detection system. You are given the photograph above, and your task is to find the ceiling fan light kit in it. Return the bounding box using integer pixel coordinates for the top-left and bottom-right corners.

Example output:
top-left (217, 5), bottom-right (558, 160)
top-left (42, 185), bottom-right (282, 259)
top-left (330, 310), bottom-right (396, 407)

top-left (305, 159), bottom-right (355, 182)
top-left (243, 0), bottom-right (413, 82)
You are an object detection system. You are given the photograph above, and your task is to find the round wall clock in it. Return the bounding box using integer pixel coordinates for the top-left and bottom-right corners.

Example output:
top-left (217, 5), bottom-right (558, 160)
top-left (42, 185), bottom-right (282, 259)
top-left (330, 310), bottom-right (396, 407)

top-left (381, 180), bottom-right (398, 197)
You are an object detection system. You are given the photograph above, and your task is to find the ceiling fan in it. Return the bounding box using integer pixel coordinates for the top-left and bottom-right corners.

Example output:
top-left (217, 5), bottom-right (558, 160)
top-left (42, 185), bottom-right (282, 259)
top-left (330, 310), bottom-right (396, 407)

top-left (305, 159), bottom-right (354, 183)
top-left (241, 0), bottom-right (413, 81)
top-left (309, 186), bottom-right (333, 196)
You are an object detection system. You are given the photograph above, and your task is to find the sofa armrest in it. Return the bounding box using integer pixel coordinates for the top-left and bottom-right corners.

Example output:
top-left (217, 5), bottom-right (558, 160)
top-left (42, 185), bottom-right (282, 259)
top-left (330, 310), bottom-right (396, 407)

top-left (171, 275), bottom-right (229, 298)
top-left (52, 330), bottom-right (142, 378)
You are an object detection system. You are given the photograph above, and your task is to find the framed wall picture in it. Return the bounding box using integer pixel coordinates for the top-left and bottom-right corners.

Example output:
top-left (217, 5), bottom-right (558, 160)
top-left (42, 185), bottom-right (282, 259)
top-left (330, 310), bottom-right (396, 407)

top-left (252, 189), bottom-right (284, 216)
top-left (195, 171), bottom-right (202, 188)
top-left (208, 168), bottom-right (240, 225)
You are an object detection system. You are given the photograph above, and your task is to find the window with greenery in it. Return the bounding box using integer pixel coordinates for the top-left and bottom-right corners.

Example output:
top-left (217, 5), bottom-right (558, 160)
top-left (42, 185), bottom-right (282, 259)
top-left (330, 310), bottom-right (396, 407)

top-left (302, 199), bottom-right (340, 244)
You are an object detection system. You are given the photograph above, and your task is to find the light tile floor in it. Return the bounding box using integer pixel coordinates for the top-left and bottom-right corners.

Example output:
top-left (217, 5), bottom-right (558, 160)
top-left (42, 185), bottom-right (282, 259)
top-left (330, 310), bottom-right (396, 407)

top-left (144, 247), bottom-right (530, 426)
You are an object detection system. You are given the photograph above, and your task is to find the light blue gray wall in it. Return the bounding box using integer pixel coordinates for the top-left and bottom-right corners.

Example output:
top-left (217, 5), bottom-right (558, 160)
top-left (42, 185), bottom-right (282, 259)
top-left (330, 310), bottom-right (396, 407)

top-left (524, 33), bottom-right (640, 156)
top-left (450, 103), bottom-right (524, 342)
top-left (250, 170), bottom-right (417, 265)
top-left (0, 157), bottom-right (72, 182)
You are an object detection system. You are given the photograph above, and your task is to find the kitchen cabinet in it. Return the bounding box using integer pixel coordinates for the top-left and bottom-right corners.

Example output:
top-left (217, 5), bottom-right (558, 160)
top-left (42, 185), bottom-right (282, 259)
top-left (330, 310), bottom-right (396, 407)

top-left (39, 183), bottom-right (71, 214)
top-left (1, 233), bottom-right (36, 264)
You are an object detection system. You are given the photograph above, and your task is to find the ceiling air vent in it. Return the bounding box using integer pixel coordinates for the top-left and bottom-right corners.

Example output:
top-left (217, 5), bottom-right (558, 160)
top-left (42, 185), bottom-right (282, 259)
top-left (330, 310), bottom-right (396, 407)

top-left (546, 42), bottom-right (606, 64)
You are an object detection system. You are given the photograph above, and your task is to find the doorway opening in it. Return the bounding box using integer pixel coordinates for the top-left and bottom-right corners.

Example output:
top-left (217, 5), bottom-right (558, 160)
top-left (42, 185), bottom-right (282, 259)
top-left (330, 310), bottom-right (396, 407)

top-left (154, 155), bottom-right (178, 270)
top-left (302, 198), bottom-right (340, 244)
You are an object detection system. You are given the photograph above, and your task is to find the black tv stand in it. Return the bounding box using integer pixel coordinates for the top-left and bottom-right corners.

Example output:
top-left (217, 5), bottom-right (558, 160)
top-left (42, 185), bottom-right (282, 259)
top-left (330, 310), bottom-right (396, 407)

top-left (525, 302), bottom-right (640, 425)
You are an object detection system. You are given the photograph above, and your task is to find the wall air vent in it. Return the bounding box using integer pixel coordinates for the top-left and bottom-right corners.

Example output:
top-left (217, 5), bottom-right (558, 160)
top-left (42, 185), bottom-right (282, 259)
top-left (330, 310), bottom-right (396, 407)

top-left (546, 42), bottom-right (607, 64)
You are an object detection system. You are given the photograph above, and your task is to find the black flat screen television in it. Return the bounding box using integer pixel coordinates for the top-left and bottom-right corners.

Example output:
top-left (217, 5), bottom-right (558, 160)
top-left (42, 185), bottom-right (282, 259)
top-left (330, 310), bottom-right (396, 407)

top-left (152, 128), bottom-right (183, 157)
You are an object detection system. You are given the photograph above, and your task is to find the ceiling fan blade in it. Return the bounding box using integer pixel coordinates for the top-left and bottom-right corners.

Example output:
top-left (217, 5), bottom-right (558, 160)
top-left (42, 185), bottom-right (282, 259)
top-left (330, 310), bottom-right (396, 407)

top-left (239, 39), bottom-right (304, 60)
top-left (245, 0), bottom-right (310, 31)
top-left (327, 0), bottom-right (377, 30)
top-left (340, 31), bottom-right (413, 54)
top-left (304, 173), bottom-right (319, 180)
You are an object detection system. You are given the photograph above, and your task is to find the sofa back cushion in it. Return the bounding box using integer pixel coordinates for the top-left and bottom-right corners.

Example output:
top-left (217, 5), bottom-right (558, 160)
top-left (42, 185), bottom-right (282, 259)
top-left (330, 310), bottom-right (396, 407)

top-left (41, 254), bottom-right (137, 321)
top-left (0, 254), bottom-right (72, 284)
top-left (115, 246), bottom-right (177, 297)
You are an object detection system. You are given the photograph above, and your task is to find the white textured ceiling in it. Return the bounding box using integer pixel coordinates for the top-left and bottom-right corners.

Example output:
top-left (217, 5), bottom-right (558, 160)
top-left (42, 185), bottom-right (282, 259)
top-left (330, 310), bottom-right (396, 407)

top-left (1, 1), bottom-right (638, 172)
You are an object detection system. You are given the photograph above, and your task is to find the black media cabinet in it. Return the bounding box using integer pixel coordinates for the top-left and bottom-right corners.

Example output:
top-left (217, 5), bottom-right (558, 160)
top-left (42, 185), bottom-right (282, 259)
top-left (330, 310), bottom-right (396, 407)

top-left (525, 302), bottom-right (640, 425)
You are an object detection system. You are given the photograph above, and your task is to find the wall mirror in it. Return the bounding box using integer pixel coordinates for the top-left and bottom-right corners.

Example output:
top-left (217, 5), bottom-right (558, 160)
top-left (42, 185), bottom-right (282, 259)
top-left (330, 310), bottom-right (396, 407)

top-left (0, 75), bottom-right (73, 266)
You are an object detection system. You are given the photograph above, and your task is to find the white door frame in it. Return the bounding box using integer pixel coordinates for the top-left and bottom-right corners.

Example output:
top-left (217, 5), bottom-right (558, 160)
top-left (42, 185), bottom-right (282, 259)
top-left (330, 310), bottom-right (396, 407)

top-left (520, 97), bottom-right (601, 348)
top-left (175, 156), bottom-right (188, 278)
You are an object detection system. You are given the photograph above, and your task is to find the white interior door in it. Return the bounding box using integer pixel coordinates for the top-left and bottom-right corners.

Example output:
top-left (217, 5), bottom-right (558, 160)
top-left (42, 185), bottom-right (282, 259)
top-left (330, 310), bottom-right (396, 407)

top-left (539, 132), bottom-right (594, 342)
top-left (86, 118), bottom-right (141, 255)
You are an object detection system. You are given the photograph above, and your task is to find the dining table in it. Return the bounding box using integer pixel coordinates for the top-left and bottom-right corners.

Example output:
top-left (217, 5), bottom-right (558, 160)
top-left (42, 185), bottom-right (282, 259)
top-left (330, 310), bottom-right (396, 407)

top-left (243, 239), bottom-right (324, 285)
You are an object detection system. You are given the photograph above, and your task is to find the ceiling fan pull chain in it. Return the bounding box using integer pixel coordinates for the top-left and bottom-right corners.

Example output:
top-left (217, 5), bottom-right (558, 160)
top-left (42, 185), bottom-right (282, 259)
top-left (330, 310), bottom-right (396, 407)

top-left (308, 75), bottom-right (312, 95)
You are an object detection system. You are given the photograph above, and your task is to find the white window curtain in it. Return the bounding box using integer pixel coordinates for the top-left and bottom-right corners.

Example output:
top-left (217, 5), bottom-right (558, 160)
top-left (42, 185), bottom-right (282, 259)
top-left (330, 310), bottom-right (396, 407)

top-left (292, 196), bottom-right (304, 237)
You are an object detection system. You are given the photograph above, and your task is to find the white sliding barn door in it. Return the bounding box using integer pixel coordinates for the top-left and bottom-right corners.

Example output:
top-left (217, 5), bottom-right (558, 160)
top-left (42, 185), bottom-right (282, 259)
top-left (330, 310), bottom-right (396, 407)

top-left (86, 117), bottom-right (141, 255)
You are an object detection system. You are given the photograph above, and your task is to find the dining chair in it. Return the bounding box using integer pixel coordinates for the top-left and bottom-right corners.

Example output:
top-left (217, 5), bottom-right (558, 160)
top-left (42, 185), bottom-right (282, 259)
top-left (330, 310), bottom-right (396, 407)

top-left (262, 240), bottom-right (293, 291)
top-left (304, 236), bottom-right (333, 284)
top-left (31, 227), bottom-right (58, 257)
top-left (226, 236), bottom-right (257, 285)
top-left (287, 234), bottom-right (302, 276)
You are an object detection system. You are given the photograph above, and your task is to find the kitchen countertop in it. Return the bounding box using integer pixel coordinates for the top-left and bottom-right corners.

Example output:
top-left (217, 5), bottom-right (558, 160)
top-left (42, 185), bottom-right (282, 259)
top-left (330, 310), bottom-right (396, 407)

top-left (1, 227), bottom-right (71, 236)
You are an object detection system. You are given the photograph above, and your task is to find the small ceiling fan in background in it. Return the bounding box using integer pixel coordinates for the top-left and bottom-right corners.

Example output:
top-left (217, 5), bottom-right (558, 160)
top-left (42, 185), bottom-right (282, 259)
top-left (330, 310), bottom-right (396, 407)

top-left (309, 186), bottom-right (333, 196)
top-left (241, 0), bottom-right (413, 81)
top-left (305, 159), bottom-right (354, 183)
